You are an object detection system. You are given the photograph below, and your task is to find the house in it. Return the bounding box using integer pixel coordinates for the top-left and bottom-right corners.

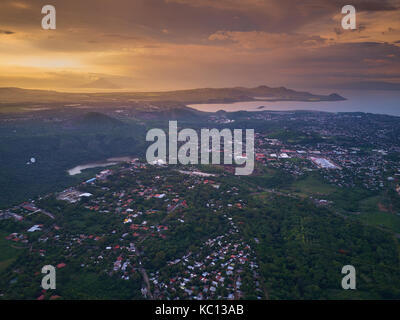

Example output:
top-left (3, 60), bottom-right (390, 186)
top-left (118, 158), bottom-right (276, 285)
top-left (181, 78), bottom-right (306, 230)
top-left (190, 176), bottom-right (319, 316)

top-left (79, 193), bottom-right (93, 198)
top-left (22, 203), bottom-right (38, 212)
top-left (28, 225), bottom-right (42, 232)
top-left (154, 194), bottom-right (166, 199)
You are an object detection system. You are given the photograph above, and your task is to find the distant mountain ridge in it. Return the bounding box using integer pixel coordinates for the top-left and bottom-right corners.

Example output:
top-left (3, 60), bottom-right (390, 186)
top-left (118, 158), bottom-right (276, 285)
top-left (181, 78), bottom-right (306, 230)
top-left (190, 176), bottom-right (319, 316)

top-left (0, 85), bottom-right (345, 104)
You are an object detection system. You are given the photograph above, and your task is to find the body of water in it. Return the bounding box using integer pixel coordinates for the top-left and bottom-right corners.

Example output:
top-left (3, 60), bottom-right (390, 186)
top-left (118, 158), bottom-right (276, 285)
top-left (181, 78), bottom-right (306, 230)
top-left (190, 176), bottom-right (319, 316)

top-left (188, 90), bottom-right (400, 116)
top-left (68, 156), bottom-right (136, 176)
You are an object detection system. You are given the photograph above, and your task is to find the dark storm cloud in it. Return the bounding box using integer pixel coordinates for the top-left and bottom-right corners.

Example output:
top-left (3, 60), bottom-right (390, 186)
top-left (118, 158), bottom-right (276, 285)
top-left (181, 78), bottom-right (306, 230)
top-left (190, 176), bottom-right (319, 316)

top-left (0, 30), bottom-right (15, 35)
top-left (1, 0), bottom-right (398, 43)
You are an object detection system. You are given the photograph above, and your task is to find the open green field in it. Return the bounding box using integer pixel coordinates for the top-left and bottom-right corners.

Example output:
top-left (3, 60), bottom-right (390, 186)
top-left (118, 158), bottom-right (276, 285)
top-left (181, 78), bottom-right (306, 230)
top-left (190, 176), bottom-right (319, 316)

top-left (290, 174), bottom-right (337, 197)
top-left (354, 194), bottom-right (400, 233)
top-left (359, 195), bottom-right (382, 212)
top-left (358, 211), bottom-right (400, 234)
top-left (254, 169), bottom-right (400, 235)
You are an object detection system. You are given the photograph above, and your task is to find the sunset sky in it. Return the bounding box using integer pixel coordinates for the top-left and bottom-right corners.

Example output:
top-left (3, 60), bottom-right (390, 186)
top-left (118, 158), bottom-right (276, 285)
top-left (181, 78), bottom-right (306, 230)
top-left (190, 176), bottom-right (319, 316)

top-left (0, 0), bottom-right (399, 91)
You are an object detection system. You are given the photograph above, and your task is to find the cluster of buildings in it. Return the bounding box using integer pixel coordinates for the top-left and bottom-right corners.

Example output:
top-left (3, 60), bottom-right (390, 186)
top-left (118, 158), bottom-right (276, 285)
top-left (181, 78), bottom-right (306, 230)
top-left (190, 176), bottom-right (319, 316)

top-left (254, 131), bottom-right (400, 191)
top-left (151, 214), bottom-right (262, 300)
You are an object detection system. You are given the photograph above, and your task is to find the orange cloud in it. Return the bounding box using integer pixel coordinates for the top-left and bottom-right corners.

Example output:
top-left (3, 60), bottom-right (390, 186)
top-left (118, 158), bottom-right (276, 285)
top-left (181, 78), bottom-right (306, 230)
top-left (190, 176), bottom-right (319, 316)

top-left (0, 0), bottom-right (398, 91)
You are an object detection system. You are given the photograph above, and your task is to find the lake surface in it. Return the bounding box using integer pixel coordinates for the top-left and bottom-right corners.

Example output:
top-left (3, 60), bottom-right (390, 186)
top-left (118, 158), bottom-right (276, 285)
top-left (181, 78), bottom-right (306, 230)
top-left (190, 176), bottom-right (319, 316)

top-left (68, 156), bottom-right (136, 176)
top-left (188, 90), bottom-right (400, 116)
